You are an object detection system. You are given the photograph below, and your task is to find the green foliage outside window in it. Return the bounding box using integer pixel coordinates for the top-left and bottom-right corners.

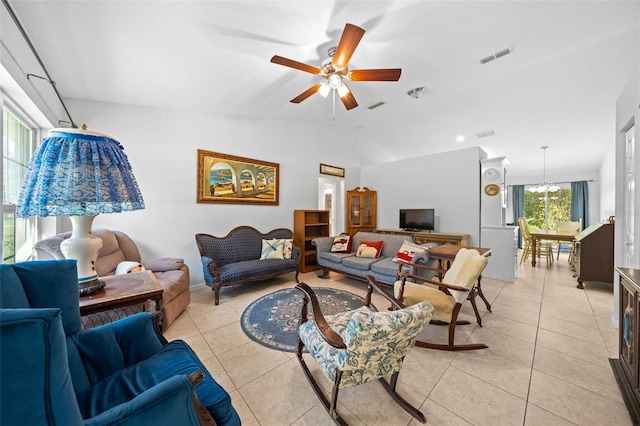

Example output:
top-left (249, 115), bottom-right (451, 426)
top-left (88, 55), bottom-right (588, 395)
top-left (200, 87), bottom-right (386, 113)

top-left (524, 188), bottom-right (571, 231)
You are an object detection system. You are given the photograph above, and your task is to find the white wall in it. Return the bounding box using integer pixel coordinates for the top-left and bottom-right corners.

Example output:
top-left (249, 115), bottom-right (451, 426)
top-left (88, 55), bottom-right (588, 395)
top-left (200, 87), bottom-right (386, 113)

top-left (360, 147), bottom-right (485, 246)
top-left (64, 99), bottom-right (366, 284)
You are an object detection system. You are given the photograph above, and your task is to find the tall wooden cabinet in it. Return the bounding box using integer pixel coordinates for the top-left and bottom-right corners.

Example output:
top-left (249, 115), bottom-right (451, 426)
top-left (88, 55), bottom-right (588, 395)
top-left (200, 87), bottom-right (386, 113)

top-left (346, 187), bottom-right (377, 235)
top-left (294, 210), bottom-right (330, 273)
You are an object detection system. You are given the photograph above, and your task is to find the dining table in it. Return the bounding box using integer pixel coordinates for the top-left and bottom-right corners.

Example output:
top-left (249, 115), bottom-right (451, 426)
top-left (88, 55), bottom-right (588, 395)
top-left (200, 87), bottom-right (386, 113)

top-left (529, 229), bottom-right (580, 266)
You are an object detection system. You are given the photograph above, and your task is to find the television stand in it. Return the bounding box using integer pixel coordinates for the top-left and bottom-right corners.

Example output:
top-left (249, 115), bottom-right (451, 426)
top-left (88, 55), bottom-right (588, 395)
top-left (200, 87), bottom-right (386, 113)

top-left (372, 229), bottom-right (470, 247)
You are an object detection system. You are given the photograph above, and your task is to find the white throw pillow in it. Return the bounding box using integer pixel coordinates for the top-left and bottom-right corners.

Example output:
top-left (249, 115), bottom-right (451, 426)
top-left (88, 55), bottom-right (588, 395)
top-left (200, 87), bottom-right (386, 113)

top-left (260, 239), bottom-right (284, 260)
top-left (393, 239), bottom-right (428, 262)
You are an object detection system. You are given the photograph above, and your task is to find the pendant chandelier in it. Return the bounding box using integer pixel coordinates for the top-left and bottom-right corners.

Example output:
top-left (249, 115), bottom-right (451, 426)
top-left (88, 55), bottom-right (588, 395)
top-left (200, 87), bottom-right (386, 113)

top-left (528, 146), bottom-right (560, 193)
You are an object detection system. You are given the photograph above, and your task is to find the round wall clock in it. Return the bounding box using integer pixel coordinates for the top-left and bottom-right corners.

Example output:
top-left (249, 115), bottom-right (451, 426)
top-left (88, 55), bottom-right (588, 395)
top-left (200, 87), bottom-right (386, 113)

top-left (483, 167), bottom-right (501, 181)
top-left (484, 184), bottom-right (500, 196)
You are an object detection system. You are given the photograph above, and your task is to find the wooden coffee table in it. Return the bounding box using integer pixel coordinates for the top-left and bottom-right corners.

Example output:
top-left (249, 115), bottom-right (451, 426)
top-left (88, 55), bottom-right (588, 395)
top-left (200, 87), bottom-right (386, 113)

top-left (79, 270), bottom-right (163, 329)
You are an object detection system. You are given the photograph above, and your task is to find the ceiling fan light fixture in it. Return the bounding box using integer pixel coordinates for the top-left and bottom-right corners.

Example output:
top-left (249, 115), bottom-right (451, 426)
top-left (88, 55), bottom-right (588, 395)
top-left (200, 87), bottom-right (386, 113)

top-left (407, 87), bottom-right (426, 99)
top-left (336, 84), bottom-right (350, 98)
top-left (318, 83), bottom-right (330, 98)
top-left (328, 73), bottom-right (342, 89)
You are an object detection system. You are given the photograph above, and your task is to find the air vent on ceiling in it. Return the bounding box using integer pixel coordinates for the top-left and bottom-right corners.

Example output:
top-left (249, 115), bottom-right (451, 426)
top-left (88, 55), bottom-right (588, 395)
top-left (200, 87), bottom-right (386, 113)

top-left (367, 102), bottom-right (386, 110)
top-left (479, 46), bottom-right (513, 64)
top-left (476, 130), bottom-right (495, 138)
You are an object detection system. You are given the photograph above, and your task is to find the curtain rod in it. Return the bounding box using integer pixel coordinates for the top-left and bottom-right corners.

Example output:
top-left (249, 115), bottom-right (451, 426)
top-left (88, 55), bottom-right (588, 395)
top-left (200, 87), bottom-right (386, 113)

top-left (507, 179), bottom-right (594, 187)
top-left (3, 0), bottom-right (77, 128)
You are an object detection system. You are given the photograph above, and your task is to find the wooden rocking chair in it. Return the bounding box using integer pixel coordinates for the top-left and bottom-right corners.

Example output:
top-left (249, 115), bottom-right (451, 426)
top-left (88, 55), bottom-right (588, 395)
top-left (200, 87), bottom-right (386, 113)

top-left (295, 281), bottom-right (434, 425)
top-left (390, 248), bottom-right (489, 351)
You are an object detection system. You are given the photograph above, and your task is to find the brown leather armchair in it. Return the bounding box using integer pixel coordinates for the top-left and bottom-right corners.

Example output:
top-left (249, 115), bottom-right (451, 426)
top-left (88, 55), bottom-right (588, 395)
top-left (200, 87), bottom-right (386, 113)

top-left (34, 228), bottom-right (190, 330)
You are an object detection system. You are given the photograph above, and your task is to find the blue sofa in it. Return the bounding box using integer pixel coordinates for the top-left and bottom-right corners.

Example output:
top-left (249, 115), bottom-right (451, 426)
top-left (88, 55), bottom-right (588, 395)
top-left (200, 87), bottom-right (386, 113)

top-left (312, 231), bottom-right (436, 285)
top-left (196, 226), bottom-right (301, 305)
top-left (0, 260), bottom-right (240, 425)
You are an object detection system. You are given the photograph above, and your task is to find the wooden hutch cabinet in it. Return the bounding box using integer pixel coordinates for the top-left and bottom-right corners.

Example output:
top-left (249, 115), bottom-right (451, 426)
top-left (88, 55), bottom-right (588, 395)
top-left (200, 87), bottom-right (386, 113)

top-left (346, 187), bottom-right (377, 236)
top-left (611, 268), bottom-right (640, 424)
top-left (294, 210), bottom-right (330, 273)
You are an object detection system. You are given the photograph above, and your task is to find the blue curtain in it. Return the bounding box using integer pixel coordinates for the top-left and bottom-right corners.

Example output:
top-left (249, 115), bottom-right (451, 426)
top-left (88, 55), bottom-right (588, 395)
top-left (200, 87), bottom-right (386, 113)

top-left (512, 185), bottom-right (525, 248)
top-left (571, 181), bottom-right (589, 229)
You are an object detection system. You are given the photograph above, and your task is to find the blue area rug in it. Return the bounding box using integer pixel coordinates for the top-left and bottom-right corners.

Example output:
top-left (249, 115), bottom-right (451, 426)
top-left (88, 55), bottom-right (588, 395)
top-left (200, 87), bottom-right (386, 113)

top-left (241, 287), bottom-right (375, 352)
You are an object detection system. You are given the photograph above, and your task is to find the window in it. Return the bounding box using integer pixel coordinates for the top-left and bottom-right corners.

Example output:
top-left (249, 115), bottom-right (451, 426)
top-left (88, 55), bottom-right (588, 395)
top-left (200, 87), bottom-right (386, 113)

top-left (2, 106), bottom-right (36, 263)
top-left (524, 186), bottom-right (572, 231)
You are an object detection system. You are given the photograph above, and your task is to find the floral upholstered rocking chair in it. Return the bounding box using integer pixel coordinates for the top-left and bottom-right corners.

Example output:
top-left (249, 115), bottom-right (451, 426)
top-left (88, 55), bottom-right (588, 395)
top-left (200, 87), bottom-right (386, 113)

top-left (295, 281), bottom-right (434, 425)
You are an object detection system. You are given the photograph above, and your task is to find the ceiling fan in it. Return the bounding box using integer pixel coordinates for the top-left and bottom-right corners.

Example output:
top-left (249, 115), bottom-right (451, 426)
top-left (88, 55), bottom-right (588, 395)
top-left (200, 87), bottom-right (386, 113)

top-left (270, 23), bottom-right (401, 111)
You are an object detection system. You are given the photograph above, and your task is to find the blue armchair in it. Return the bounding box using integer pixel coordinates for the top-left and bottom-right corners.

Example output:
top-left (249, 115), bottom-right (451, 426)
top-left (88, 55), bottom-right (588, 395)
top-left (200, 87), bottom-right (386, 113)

top-left (0, 260), bottom-right (241, 425)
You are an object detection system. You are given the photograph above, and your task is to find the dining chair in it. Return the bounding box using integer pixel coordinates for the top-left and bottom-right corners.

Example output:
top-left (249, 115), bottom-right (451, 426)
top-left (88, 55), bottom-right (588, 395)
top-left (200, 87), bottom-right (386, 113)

top-left (518, 217), bottom-right (554, 267)
top-left (555, 220), bottom-right (581, 261)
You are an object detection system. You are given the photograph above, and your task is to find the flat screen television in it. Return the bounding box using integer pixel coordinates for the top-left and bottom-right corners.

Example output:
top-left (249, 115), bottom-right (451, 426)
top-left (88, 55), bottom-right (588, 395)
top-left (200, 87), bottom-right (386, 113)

top-left (399, 209), bottom-right (435, 231)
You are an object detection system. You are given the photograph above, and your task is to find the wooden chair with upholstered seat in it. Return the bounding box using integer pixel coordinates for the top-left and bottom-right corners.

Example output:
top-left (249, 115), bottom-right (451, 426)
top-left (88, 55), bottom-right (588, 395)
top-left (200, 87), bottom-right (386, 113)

top-left (382, 247), bottom-right (489, 351)
top-left (555, 220), bottom-right (581, 261)
top-left (295, 281), bottom-right (434, 425)
top-left (518, 217), bottom-right (554, 267)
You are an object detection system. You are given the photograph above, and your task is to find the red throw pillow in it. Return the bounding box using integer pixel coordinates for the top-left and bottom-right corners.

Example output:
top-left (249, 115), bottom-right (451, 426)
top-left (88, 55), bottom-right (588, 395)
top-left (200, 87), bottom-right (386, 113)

top-left (331, 234), bottom-right (353, 253)
top-left (355, 241), bottom-right (384, 258)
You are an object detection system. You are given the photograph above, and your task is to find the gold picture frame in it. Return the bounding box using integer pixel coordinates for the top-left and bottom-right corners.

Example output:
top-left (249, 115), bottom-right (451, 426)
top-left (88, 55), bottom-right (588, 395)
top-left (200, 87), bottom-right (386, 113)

top-left (197, 149), bottom-right (279, 205)
top-left (319, 163), bottom-right (345, 178)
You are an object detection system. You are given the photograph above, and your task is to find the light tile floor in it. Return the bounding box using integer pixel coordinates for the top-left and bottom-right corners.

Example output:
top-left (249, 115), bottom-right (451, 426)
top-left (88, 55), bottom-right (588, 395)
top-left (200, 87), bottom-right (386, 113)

top-left (164, 252), bottom-right (632, 425)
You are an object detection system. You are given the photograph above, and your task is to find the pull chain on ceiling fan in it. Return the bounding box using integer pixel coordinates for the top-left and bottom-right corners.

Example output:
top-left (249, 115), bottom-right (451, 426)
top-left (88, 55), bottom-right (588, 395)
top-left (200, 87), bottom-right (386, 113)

top-left (270, 23), bottom-right (401, 112)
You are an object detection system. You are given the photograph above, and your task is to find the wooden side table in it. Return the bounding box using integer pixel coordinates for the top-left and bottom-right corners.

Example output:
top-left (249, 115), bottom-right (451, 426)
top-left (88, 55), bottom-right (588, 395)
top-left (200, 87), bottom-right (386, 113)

top-left (79, 270), bottom-right (164, 329)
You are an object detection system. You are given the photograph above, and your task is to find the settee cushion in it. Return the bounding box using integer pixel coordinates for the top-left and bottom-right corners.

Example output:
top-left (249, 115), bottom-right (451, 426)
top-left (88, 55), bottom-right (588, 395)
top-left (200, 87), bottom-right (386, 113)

top-left (216, 258), bottom-right (298, 283)
top-left (342, 256), bottom-right (382, 271)
top-left (370, 257), bottom-right (400, 277)
top-left (318, 252), bottom-right (353, 264)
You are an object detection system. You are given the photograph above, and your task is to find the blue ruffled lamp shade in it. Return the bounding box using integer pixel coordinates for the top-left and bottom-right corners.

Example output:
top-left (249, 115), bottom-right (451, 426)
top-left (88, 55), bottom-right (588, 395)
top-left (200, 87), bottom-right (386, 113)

top-left (16, 128), bottom-right (144, 295)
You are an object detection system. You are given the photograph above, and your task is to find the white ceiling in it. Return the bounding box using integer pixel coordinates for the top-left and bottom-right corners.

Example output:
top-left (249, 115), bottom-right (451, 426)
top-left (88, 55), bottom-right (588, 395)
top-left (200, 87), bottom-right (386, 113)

top-left (4, 0), bottom-right (640, 179)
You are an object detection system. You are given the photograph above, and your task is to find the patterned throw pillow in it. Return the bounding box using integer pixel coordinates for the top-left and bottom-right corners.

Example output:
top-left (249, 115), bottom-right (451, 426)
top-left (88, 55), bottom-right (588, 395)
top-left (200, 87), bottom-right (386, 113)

top-left (355, 241), bottom-right (384, 258)
top-left (393, 239), bottom-right (428, 262)
top-left (260, 239), bottom-right (284, 260)
top-left (281, 238), bottom-right (293, 259)
top-left (331, 234), bottom-right (353, 253)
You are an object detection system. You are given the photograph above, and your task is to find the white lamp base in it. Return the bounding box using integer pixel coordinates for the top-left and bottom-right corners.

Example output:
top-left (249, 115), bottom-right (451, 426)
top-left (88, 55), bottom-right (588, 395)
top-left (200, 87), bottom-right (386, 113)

top-left (60, 215), bottom-right (106, 296)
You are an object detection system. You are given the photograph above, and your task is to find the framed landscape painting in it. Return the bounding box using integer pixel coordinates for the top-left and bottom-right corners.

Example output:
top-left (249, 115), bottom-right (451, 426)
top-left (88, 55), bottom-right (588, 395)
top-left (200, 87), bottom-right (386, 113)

top-left (197, 149), bottom-right (279, 205)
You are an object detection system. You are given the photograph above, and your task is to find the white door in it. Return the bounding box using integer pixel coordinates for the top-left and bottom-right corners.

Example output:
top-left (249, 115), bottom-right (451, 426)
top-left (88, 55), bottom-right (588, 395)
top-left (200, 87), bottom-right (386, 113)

top-left (318, 177), bottom-right (344, 236)
top-left (625, 125), bottom-right (635, 266)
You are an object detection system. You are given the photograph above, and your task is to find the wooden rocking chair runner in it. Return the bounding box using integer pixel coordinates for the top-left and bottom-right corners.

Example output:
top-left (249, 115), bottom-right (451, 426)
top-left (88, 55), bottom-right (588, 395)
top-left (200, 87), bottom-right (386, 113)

top-left (393, 248), bottom-right (489, 351)
top-left (295, 281), bottom-right (434, 425)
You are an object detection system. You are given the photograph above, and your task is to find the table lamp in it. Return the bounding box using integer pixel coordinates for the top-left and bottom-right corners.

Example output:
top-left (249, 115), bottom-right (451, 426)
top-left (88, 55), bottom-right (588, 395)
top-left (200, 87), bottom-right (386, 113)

top-left (16, 127), bottom-right (145, 296)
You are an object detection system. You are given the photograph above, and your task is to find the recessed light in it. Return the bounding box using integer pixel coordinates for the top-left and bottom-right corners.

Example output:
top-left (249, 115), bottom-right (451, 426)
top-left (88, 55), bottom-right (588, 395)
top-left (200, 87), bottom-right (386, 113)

top-left (456, 135), bottom-right (465, 142)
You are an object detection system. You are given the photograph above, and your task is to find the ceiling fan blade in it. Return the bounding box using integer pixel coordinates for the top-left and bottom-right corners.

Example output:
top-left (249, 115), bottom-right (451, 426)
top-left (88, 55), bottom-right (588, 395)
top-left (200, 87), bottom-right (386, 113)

top-left (290, 84), bottom-right (322, 103)
top-left (332, 23), bottom-right (365, 69)
top-left (339, 85), bottom-right (358, 110)
top-left (350, 68), bottom-right (402, 82)
top-left (270, 55), bottom-right (320, 75)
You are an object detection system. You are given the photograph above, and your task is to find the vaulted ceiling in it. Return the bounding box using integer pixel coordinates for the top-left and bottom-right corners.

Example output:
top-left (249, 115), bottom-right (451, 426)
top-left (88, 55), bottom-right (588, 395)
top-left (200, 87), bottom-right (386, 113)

top-left (3, 1), bottom-right (639, 179)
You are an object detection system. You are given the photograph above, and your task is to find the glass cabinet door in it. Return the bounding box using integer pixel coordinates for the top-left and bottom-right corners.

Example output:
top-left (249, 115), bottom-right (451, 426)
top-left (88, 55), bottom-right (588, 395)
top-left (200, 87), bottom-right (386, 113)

top-left (621, 278), bottom-right (636, 383)
top-left (362, 195), bottom-right (374, 227)
top-left (350, 195), bottom-right (361, 226)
